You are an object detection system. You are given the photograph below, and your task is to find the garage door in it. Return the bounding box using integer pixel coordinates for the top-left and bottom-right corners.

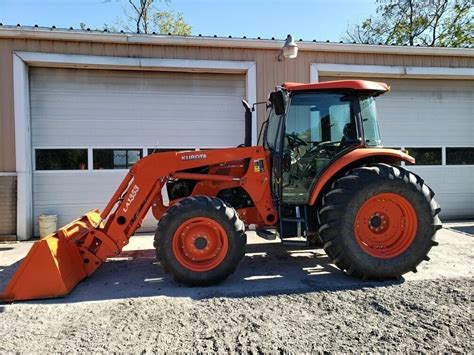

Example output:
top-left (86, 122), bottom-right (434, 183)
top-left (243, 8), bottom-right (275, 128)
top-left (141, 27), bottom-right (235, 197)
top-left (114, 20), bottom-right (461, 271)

top-left (30, 67), bottom-right (246, 235)
top-left (320, 77), bottom-right (473, 219)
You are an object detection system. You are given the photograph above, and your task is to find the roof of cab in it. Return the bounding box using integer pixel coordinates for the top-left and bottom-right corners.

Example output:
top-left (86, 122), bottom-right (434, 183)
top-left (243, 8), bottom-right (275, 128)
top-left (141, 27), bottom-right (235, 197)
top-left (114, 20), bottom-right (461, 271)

top-left (282, 80), bottom-right (390, 93)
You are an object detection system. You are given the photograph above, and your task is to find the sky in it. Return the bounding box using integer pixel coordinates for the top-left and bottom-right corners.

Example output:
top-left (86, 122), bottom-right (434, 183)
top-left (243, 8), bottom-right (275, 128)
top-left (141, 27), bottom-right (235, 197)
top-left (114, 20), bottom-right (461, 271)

top-left (0, 0), bottom-right (378, 41)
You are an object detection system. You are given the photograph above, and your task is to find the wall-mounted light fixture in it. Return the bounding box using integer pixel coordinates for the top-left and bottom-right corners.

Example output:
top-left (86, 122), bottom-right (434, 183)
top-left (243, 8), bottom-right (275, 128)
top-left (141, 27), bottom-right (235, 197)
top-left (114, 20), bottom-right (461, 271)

top-left (278, 34), bottom-right (298, 61)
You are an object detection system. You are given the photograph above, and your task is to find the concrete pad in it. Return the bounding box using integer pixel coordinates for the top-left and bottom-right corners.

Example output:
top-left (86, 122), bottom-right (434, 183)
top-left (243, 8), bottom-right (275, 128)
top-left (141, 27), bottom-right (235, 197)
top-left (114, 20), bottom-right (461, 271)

top-left (0, 227), bottom-right (472, 303)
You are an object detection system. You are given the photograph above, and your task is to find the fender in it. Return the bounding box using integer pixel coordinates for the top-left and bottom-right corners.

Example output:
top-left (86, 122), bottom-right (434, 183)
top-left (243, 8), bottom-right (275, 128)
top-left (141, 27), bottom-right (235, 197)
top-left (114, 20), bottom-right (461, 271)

top-left (307, 148), bottom-right (415, 205)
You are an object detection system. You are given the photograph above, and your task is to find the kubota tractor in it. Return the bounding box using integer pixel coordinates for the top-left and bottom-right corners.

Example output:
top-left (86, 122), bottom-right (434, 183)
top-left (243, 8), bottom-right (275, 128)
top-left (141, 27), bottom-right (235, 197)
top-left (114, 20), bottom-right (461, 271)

top-left (1, 80), bottom-right (441, 302)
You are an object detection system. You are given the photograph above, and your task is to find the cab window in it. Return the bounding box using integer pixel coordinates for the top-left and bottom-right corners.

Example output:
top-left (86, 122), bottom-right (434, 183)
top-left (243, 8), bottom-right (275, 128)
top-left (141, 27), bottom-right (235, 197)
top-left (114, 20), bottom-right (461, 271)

top-left (286, 93), bottom-right (356, 147)
top-left (282, 92), bottom-right (357, 204)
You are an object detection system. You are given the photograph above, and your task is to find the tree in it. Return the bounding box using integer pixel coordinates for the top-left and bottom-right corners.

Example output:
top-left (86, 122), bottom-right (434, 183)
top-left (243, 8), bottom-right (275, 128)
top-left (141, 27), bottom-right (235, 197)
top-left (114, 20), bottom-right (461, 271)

top-left (80, 0), bottom-right (191, 36)
top-left (122, 0), bottom-right (191, 35)
top-left (345, 0), bottom-right (473, 47)
top-left (125, 0), bottom-right (155, 34)
top-left (154, 10), bottom-right (192, 36)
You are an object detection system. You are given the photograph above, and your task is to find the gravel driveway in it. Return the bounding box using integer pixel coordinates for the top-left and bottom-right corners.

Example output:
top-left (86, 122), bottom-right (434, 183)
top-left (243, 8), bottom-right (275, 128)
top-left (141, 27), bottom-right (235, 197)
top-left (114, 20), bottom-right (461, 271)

top-left (1, 225), bottom-right (472, 353)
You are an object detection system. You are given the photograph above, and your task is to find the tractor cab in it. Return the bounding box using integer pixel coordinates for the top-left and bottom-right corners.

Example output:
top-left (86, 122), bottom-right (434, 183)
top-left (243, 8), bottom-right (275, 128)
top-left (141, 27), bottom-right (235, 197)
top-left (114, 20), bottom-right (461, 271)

top-left (264, 80), bottom-right (389, 205)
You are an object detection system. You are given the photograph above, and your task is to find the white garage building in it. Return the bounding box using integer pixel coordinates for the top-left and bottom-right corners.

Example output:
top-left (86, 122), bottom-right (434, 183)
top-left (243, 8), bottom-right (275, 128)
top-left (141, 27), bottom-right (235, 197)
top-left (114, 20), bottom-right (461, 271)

top-left (30, 68), bottom-right (246, 234)
top-left (0, 26), bottom-right (472, 240)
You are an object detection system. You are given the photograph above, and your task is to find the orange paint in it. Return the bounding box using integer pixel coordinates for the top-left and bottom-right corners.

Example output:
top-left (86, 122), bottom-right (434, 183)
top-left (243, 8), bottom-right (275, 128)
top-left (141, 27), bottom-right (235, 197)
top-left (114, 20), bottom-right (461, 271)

top-left (171, 217), bottom-right (229, 272)
top-left (0, 210), bottom-right (109, 302)
top-left (1, 147), bottom-right (276, 301)
top-left (172, 172), bottom-right (237, 182)
top-left (354, 193), bottom-right (418, 259)
top-left (283, 80), bottom-right (390, 93)
top-left (308, 148), bottom-right (415, 205)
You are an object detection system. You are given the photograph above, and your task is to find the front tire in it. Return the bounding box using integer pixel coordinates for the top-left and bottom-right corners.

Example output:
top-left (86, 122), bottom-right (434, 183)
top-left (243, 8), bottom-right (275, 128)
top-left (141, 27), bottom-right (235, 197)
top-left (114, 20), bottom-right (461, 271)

top-left (318, 163), bottom-right (441, 279)
top-left (155, 196), bottom-right (246, 286)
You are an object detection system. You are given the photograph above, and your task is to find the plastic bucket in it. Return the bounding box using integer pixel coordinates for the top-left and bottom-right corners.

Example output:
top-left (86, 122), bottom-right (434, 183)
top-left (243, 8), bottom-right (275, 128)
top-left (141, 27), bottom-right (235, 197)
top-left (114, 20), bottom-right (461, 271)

top-left (38, 214), bottom-right (58, 237)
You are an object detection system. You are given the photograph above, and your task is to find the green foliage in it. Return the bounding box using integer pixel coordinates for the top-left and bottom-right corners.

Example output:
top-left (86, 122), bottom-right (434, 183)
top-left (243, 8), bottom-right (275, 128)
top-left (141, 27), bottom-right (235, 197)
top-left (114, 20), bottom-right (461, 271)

top-left (345, 0), bottom-right (473, 47)
top-left (80, 0), bottom-right (191, 35)
top-left (122, 0), bottom-right (191, 35)
top-left (154, 11), bottom-right (191, 36)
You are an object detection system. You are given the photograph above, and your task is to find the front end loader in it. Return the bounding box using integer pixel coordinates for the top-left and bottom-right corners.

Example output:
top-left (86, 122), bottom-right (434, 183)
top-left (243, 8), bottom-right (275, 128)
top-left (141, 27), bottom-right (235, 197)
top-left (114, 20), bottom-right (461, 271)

top-left (1, 80), bottom-right (441, 302)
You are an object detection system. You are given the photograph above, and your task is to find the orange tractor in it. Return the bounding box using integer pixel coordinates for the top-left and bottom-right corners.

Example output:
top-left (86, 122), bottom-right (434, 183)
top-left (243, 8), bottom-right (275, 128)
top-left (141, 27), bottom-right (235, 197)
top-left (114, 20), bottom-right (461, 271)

top-left (1, 80), bottom-right (441, 302)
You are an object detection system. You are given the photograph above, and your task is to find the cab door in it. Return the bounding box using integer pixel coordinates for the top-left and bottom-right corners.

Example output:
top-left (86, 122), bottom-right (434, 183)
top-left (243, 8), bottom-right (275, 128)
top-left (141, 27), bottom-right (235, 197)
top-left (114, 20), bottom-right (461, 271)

top-left (263, 108), bottom-right (285, 201)
top-left (281, 92), bottom-right (359, 204)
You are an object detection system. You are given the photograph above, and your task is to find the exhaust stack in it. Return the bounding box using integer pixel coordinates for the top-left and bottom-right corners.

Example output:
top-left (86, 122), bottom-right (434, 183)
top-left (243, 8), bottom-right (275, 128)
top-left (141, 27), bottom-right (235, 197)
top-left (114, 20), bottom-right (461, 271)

top-left (242, 100), bottom-right (252, 147)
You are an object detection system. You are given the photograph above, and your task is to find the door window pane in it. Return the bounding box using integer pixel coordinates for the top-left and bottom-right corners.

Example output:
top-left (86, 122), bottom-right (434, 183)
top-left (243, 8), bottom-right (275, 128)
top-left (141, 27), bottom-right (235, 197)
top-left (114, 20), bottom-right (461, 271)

top-left (147, 148), bottom-right (188, 155)
top-left (282, 93), bottom-right (357, 204)
top-left (113, 150), bottom-right (127, 168)
top-left (265, 108), bottom-right (285, 152)
top-left (446, 148), bottom-right (474, 165)
top-left (360, 96), bottom-right (382, 147)
top-left (127, 150), bottom-right (141, 165)
top-left (35, 149), bottom-right (88, 170)
top-left (405, 148), bottom-right (442, 165)
top-left (93, 149), bottom-right (142, 169)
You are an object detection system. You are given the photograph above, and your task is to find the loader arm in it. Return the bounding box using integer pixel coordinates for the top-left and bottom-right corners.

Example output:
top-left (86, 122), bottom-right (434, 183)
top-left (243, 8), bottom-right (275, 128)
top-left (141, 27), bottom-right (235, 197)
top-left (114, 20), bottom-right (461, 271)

top-left (1, 146), bottom-right (276, 302)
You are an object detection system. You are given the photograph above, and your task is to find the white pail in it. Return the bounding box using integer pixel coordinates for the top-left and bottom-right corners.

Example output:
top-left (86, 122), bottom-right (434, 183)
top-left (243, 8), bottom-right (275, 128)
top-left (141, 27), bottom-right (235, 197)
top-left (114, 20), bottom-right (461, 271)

top-left (38, 214), bottom-right (58, 237)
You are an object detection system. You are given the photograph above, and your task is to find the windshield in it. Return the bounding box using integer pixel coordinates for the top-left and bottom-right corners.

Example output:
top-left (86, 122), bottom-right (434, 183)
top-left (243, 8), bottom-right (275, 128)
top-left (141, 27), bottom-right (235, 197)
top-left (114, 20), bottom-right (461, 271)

top-left (264, 90), bottom-right (288, 152)
top-left (286, 93), bottom-right (357, 145)
top-left (264, 108), bottom-right (284, 151)
top-left (360, 96), bottom-right (382, 147)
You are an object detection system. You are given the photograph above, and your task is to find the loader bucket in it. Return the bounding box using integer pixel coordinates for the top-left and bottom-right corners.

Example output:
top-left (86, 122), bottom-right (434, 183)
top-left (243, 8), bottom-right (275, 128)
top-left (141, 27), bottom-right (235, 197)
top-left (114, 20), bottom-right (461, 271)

top-left (1, 235), bottom-right (87, 302)
top-left (0, 210), bottom-right (115, 303)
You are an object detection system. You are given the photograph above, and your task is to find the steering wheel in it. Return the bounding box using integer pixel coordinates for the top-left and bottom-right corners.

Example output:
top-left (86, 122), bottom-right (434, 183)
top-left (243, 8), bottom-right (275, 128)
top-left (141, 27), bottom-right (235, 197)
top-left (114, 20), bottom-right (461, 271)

top-left (286, 133), bottom-right (306, 148)
top-left (304, 140), bottom-right (339, 156)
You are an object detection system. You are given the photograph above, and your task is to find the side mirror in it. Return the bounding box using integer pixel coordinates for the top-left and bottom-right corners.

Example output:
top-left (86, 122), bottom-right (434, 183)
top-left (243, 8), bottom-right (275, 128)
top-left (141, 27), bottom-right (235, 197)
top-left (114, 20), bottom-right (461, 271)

top-left (269, 91), bottom-right (285, 115)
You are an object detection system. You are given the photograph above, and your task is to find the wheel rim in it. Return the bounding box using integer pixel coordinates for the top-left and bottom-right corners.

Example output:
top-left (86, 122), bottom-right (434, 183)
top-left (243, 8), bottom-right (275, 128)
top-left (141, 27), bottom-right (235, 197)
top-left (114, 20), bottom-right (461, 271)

top-left (172, 217), bottom-right (229, 272)
top-left (354, 193), bottom-right (417, 259)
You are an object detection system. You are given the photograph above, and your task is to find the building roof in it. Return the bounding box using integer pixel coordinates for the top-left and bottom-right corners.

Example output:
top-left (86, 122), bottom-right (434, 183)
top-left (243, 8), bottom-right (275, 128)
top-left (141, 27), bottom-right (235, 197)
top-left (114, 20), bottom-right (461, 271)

top-left (283, 80), bottom-right (390, 93)
top-left (0, 25), bottom-right (473, 57)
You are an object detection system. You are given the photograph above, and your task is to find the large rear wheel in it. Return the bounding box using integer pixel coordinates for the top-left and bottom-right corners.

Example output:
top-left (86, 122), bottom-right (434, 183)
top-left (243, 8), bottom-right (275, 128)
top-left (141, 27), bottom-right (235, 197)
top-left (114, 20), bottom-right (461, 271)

top-left (318, 163), bottom-right (441, 279)
top-left (155, 196), bottom-right (246, 285)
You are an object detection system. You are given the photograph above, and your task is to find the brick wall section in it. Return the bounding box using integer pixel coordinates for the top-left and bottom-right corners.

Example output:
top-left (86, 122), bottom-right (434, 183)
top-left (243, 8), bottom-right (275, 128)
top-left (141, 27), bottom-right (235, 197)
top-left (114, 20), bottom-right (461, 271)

top-left (0, 175), bottom-right (16, 236)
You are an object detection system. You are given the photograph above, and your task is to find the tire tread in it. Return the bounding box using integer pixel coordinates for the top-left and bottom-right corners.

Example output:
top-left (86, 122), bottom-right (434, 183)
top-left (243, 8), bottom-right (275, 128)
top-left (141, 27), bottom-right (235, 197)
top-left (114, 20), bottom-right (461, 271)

top-left (154, 196), bottom-right (246, 286)
top-left (318, 163), bottom-right (441, 280)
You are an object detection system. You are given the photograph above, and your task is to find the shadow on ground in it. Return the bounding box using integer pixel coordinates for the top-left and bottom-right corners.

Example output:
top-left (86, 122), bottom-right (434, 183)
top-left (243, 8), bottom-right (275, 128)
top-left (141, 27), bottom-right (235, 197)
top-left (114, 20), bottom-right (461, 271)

top-left (447, 226), bottom-right (474, 236)
top-left (1, 242), bottom-right (402, 304)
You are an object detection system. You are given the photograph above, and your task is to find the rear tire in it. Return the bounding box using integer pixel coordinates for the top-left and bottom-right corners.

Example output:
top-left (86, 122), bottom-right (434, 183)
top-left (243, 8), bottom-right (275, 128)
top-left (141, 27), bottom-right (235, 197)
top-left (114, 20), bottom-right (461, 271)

top-left (155, 196), bottom-right (246, 286)
top-left (318, 163), bottom-right (441, 279)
